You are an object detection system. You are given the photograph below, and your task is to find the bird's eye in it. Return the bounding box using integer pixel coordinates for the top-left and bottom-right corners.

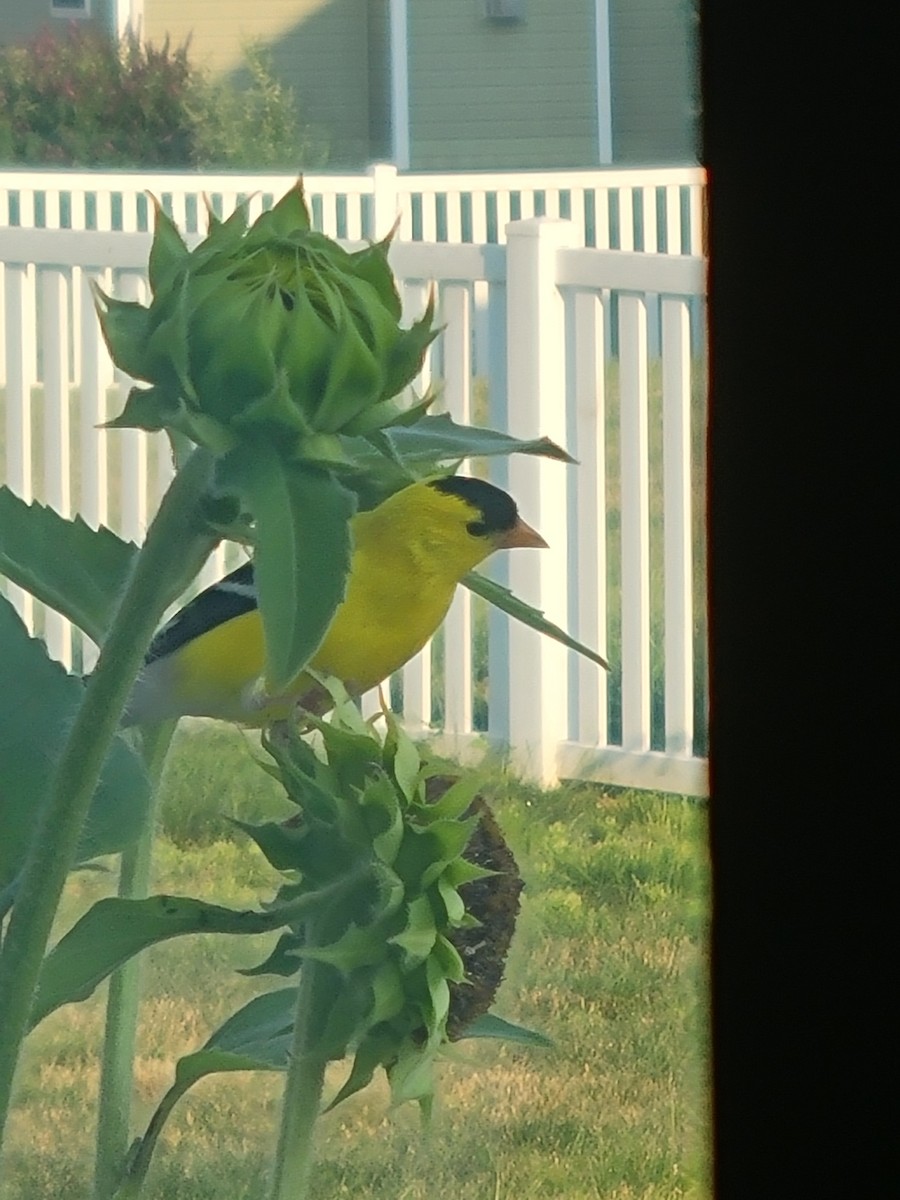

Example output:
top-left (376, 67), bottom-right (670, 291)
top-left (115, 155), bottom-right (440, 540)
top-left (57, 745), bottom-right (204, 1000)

top-left (466, 519), bottom-right (489, 537)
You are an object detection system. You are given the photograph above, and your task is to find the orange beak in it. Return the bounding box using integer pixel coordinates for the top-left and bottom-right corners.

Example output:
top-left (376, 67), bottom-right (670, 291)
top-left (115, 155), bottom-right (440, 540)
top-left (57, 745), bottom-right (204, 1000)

top-left (497, 517), bottom-right (548, 550)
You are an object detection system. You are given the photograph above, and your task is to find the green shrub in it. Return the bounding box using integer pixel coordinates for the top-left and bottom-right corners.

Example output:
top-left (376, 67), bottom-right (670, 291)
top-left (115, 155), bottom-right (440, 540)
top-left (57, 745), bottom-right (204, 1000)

top-left (189, 40), bottom-right (329, 170)
top-left (0, 24), bottom-right (327, 169)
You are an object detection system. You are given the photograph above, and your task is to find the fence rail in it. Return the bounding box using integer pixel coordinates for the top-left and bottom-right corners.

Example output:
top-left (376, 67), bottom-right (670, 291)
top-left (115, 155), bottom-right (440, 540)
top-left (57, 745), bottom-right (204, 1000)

top-left (1, 167), bottom-right (708, 795)
top-left (0, 162), bottom-right (705, 250)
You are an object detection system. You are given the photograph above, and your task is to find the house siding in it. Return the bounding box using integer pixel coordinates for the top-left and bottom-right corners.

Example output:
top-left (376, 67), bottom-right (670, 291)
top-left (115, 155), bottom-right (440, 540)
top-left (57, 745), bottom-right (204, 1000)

top-left (407, 0), bottom-right (600, 170)
top-left (143, 0), bottom-right (371, 165)
top-left (609, 0), bottom-right (698, 162)
top-left (366, 0), bottom-right (391, 161)
top-left (1, 0), bottom-right (699, 169)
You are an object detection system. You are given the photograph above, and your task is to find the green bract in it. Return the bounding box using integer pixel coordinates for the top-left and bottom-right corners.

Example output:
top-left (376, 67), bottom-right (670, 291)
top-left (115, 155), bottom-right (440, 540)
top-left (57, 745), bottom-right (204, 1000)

top-left (94, 183), bottom-right (438, 456)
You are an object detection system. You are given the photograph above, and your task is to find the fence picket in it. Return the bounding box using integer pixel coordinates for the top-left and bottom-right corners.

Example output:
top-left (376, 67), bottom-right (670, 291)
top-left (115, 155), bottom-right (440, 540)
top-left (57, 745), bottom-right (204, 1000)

top-left (41, 266), bottom-right (73, 668)
top-left (641, 187), bottom-right (658, 253)
top-left (420, 193), bottom-right (437, 242)
top-left (594, 189), bottom-right (611, 249)
top-left (618, 294), bottom-right (651, 753)
top-left (665, 185), bottom-right (682, 255)
top-left (79, 269), bottom-right (109, 531)
top-left (3, 263), bottom-right (34, 628)
top-left (113, 272), bottom-right (149, 546)
top-left (469, 190), bottom-right (488, 244)
top-left (441, 285), bottom-right (473, 737)
top-left (618, 187), bottom-right (635, 251)
top-left (445, 194), bottom-right (463, 244)
top-left (320, 192), bottom-right (338, 237)
top-left (662, 297), bottom-right (694, 755)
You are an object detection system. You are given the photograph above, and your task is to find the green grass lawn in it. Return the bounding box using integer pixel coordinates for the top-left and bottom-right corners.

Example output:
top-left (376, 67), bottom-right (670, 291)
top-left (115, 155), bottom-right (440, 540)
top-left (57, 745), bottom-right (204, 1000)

top-left (1, 724), bottom-right (710, 1199)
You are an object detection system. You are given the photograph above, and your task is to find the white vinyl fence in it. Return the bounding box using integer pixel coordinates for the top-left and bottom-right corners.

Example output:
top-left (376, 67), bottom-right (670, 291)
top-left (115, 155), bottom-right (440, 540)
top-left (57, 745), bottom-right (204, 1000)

top-left (1, 167), bottom-right (707, 794)
top-left (0, 162), bottom-right (704, 249)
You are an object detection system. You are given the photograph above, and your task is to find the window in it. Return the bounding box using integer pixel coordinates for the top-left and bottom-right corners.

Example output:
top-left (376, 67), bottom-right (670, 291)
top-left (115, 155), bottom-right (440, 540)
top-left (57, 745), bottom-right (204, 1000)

top-left (51, 0), bottom-right (90, 15)
top-left (484, 0), bottom-right (525, 24)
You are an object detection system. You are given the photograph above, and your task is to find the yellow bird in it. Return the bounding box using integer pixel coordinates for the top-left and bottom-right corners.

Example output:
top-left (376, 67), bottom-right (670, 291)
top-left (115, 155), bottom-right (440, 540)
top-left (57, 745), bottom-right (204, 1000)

top-left (123, 476), bottom-right (546, 727)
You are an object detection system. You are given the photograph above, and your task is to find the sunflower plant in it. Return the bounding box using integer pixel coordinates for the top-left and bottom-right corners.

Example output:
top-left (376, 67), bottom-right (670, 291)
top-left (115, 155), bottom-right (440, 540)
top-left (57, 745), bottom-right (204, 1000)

top-left (0, 182), bottom-right (597, 1196)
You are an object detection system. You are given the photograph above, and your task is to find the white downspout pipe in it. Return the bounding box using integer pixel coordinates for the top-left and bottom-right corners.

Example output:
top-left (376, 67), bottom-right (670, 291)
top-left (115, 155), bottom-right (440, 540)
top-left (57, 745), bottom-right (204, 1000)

top-left (388, 0), bottom-right (411, 168)
top-left (594, 0), bottom-right (614, 163)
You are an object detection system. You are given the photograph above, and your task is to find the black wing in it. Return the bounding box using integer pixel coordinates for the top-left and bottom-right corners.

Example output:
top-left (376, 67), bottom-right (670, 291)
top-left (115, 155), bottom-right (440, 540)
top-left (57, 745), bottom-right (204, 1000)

top-left (145, 561), bottom-right (257, 665)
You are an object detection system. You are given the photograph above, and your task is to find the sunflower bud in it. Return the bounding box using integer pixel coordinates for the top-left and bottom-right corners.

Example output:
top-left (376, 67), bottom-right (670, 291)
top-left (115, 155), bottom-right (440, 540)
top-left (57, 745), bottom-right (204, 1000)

top-left (94, 182), bottom-right (438, 456)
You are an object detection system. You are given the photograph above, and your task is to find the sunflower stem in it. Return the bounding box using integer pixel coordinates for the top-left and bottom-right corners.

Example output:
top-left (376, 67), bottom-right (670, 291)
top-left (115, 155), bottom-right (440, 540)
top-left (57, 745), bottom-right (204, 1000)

top-left (94, 721), bottom-right (177, 1200)
top-left (0, 449), bottom-right (217, 1149)
top-left (267, 930), bottom-right (330, 1200)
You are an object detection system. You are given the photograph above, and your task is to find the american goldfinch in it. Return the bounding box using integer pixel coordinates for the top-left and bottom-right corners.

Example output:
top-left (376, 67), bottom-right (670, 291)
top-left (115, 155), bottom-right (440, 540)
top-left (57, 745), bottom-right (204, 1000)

top-left (122, 476), bottom-right (546, 726)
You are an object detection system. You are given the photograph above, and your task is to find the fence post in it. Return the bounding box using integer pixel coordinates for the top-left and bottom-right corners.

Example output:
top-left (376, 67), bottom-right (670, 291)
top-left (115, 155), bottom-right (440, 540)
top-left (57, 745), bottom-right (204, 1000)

top-left (368, 163), bottom-right (400, 241)
top-left (505, 218), bottom-right (575, 784)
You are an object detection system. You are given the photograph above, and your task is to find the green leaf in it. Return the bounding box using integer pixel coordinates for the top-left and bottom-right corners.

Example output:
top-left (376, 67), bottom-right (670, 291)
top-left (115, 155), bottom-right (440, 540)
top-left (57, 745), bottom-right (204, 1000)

top-left (388, 895), bottom-right (437, 967)
top-left (239, 931), bottom-right (303, 978)
top-left (306, 675), bottom-right (372, 735)
top-left (381, 291), bottom-right (440, 400)
top-left (463, 570), bottom-right (610, 670)
top-left (417, 773), bottom-right (482, 824)
top-left (91, 285), bottom-right (154, 381)
top-left (379, 413), bottom-right (575, 465)
top-left (0, 597), bottom-right (149, 895)
top-left (143, 270), bottom-right (194, 399)
top-left (202, 195), bottom-right (249, 245)
top-left (30, 893), bottom-right (301, 1028)
top-left (433, 933), bottom-right (466, 984)
top-left (299, 922), bottom-right (389, 972)
top-left (170, 987), bottom-right (297, 1091)
top-left (324, 1030), bottom-right (392, 1112)
top-left (245, 182), bottom-right (311, 241)
top-left (340, 390), bottom-right (438, 440)
top-left (313, 301), bottom-right (384, 434)
top-left (230, 818), bottom-right (308, 872)
top-left (232, 371), bottom-right (312, 438)
top-left (382, 709), bottom-right (421, 801)
top-left (313, 718), bottom-right (384, 793)
top-left (102, 383), bottom-right (178, 434)
top-left (260, 723), bottom-right (340, 822)
top-left (423, 954), bottom-right (450, 1039)
top-left (217, 444), bottom-right (356, 692)
top-left (360, 774), bottom-right (404, 865)
top-left (328, 412), bottom-right (577, 513)
top-left (393, 818), bottom-right (479, 893)
top-left (442, 855), bottom-right (499, 887)
top-left (388, 1041), bottom-right (436, 1106)
top-left (147, 198), bottom-right (189, 296)
top-left (185, 278), bottom-right (278, 424)
top-left (348, 235), bottom-right (402, 320)
top-left (240, 820), bottom-right (354, 881)
top-left (368, 960), bottom-right (406, 1025)
top-left (120, 988), bottom-right (296, 1192)
top-left (435, 875), bottom-right (466, 925)
top-left (0, 488), bottom-right (137, 644)
top-left (198, 986), bottom-right (297, 1059)
top-left (457, 1012), bottom-right (554, 1048)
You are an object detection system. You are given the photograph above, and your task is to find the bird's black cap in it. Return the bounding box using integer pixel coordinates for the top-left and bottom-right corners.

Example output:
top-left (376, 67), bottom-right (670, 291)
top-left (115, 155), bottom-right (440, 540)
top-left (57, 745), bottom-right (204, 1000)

top-left (430, 475), bottom-right (519, 537)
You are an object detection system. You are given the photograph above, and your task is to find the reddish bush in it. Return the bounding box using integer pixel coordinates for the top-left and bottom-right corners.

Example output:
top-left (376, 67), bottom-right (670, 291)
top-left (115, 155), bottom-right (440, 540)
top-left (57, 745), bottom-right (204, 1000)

top-left (0, 24), bottom-right (327, 169)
